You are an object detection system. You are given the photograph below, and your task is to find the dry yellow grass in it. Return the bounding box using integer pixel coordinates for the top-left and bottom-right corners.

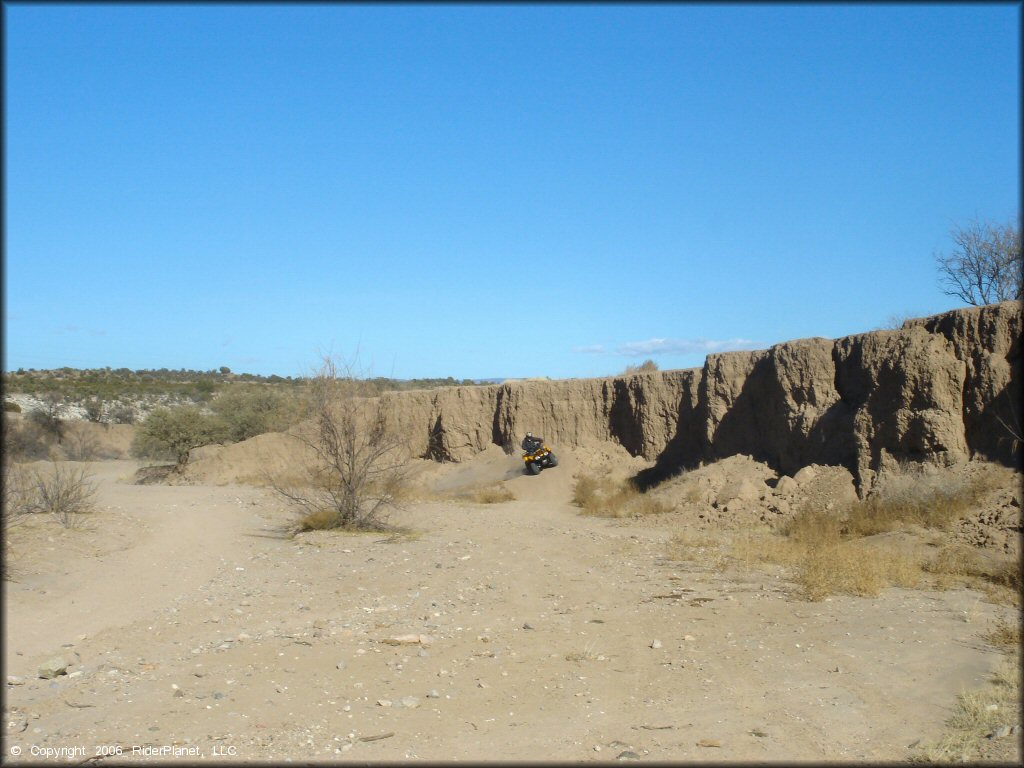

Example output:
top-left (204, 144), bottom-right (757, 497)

top-left (666, 530), bottom-right (726, 570)
top-left (984, 617), bottom-right (1020, 651)
top-left (294, 507), bottom-right (342, 531)
top-left (564, 640), bottom-right (602, 663)
top-left (847, 465), bottom-right (1003, 536)
top-left (573, 473), bottom-right (670, 518)
top-left (734, 464), bottom-right (1020, 601)
top-left (470, 484), bottom-right (515, 504)
top-left (795, 541), bottom-right (921, 601)
top-left (914, 656), bottom-right (1020, 762)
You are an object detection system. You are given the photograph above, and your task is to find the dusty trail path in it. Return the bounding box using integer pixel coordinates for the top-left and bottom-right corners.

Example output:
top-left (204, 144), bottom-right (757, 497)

top-left (3, 458), bottom-right (1016, 762)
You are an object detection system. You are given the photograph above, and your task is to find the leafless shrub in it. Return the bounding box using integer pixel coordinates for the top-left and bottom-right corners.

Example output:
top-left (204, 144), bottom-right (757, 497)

top-left (63, 429), bottom-right (101, 461)
top-left (29, 463), bottom-right (98, 529)
top-left (273, 356), bottom-right (411, 533)
top-left (935, 217), bottom-right (1022, 306)
top-left (29, 393), bottom-right (67, 443)
top-left (2, 458), bottom-right (33, 528)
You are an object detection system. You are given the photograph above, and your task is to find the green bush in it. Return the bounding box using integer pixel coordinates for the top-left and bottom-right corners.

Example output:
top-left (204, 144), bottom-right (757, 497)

top-left (131, 406), bottom-right (229, 469)
top-left (3, 401), bottom-right (21, 413)
top-left (210, 385), bottom-right (301, 443)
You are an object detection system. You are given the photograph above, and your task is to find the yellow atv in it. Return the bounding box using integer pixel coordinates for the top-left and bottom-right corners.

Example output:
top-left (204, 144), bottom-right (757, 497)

top-left (523, 443), bottom-right (558, 475)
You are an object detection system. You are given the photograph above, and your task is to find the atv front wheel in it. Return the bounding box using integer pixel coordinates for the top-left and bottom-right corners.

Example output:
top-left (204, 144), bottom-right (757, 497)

top-left (526, 461), bottom-right (542, 475)
top-left (547, 453), bottom-right (558, 467)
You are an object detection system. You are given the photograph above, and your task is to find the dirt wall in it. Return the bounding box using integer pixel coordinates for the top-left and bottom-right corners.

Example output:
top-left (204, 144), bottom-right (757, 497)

top-left (186, 302), bottom-right (1021, 494)
top-left (380, 301), bottom-right (1021, 492)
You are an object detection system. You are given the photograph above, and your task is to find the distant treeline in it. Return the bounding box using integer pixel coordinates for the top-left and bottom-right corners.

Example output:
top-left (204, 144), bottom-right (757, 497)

top-left (2, 366), bottom-right (488, 402)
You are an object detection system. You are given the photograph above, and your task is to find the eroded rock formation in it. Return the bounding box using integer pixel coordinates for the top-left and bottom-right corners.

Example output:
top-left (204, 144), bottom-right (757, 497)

top-left (381, 301), bottom-right (1021, 493)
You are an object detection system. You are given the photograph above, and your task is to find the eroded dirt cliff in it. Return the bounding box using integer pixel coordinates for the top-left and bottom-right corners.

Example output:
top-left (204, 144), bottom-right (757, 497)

top-left (379, 301), bottom-right (1021, 492)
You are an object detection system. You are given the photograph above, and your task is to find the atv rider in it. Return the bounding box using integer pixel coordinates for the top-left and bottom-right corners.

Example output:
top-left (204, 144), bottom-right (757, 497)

top-left (522, 432), bottom-right (544, 454)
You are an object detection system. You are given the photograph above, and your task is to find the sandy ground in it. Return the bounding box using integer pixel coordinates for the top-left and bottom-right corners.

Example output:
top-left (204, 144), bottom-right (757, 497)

top-left (3, 453), bottom-right (1020, 763)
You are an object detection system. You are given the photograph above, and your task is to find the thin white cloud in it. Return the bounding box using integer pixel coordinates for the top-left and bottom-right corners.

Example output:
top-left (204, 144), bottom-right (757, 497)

top-left (56, 323), bottom-right (107, 337)
top-left (615, 337), bottom-right (759, 357)
top-left (572, 344), bottom-right (606, 354)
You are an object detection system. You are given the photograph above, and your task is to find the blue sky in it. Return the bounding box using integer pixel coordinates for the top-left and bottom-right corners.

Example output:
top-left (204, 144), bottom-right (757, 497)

top-left (4, 3), bottom-right (1020, 380)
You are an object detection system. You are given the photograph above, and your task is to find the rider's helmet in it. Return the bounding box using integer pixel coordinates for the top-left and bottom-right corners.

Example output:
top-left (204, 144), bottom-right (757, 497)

top-left (526, 432), bottom-right (533, 438)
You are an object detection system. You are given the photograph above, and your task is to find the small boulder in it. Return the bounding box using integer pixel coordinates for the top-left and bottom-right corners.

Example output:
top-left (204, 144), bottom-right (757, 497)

top-left (717, 478), bottom-right (763, 505)
top-left (774, 476), bottom-right (798, 495)
top-left (38, 657), bottom-right (68, 679)
top-left (793, 466), bottom-right (817, 485)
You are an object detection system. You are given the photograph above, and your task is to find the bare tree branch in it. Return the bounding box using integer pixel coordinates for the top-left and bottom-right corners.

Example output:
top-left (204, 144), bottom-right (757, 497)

top-left (936, 218), bottom-right (1022, 306)
top-left (270, 355), bottom-right (411, 532)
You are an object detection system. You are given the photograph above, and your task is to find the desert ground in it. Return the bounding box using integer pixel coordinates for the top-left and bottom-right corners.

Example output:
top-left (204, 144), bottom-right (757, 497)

top-left (3, 438), bottom-right (1021, 764)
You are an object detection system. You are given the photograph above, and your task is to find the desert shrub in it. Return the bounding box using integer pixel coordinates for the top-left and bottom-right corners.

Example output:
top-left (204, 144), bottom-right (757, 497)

top-left (573, 473), bottom-right (670, 518)
top-left (1, 459), bottom-right (34, 577)
top-left (63, 429), bottom-right (102, 461)
top-left (83, 397), bottom-right (105, 423)
top-left (623, 359), bottom-right (659, 374)
top-left (210, 384), bottom-right (301, 442)
top-left (131, 406), bottom-right (228, 470)
top-left (2, 458), bottom-right (33, 525)
top-left (29, 394), bottom-right (67, 443)
top-left (3, 418), bottom-right (53, 461)
top-left (25, 463), bottom-right (98, 529)
top-left (109, 402), bottom-right (137, 424)
top-left (984, 617), bottom-right (1020, 652)
top-left (4, 400), bottom-right (21, 413)
top-left (273, 356), bottom-right (411, 533)
top-left (470, 485), bottom-right (515, 504)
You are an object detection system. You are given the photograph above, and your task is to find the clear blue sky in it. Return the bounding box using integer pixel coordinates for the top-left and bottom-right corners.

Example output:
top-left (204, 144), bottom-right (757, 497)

top-left (4, 3), bottom-right (1020, 380)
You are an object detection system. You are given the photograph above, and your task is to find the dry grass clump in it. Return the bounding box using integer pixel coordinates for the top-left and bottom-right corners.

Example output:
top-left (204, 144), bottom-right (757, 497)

top-left (759, 466), bottom-right (1009, 600)
top-left (667, 463), bottom-right (1017, 603)
top-left (924, 542), bottom-right (989, 578)
top-left (923, 545), bottom-right (1022, 605)
top-left (573, 474), bottom-right (670, 518)
top-left (294, 507), bottom-right (347, 532)
top-left (847, 466), bottom-right (998, 536)
top-left (729, 530), bottom-right (804, 567)
top-left (565, 641), bottom-right (602, 663)
top-left (795, 541), bottom-right (921, 601)
top-left (470, 484), bottom-right (515, 504)
top-left (666, 531), bottom-right (727, 570)
top-left (914, 656), bottom-right (1020, 762)
top-left (984, 617), bottom-right (1020, 651)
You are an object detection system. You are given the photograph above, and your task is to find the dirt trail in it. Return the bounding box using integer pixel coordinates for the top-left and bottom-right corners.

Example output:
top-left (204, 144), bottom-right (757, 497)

top-left (3, 458), bottom-right (1017, 762)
